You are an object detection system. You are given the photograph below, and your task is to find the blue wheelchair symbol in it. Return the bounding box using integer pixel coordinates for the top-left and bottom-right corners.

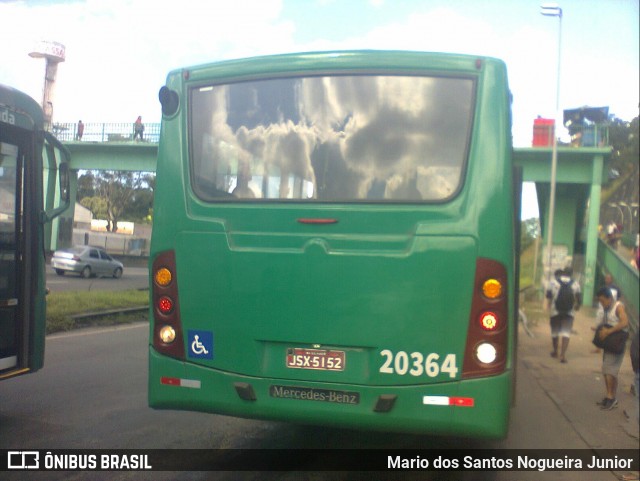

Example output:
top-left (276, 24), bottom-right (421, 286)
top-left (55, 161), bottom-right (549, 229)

top-left (187, 330), bottom-right (214, 359)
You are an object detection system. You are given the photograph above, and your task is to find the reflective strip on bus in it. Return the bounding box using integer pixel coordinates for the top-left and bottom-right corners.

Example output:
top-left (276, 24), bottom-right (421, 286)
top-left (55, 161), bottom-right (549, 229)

top-left (423, 396), bottom-right (474, 407)
top-left (160, 376), bottom-right (201, 389)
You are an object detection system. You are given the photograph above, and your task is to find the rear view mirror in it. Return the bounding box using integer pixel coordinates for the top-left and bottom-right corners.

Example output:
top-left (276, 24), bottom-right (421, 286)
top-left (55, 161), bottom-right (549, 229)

top-left (159, 86), bottom-right (179, 117)
top-left (59, 162), bottom-right (70, 204)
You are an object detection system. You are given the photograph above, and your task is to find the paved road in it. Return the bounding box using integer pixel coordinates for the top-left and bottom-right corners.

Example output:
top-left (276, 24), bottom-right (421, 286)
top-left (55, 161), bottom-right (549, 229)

top-left (45, 266), bottom-right (149, 292)
top-left (2, 311), bottom-right (636, 480)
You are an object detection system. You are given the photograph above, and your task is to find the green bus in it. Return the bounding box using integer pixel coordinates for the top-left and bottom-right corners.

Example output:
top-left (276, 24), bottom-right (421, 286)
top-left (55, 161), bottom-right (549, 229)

top-left (149, 51), bottom-right (518, 438)
top-left (0, 84), bottom-right (70, 381)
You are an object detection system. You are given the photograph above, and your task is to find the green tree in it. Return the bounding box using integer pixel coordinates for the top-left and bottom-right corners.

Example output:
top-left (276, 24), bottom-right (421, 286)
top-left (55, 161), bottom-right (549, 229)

top-left (76, 170), bottom-right (155, 231)
top-left (609, 116), bottom-right (639, 175)
top-left (520, 218), bottom-right (540, 253)
top-left (127, 188), bottom-right (154, 223)
top-left (97, 171), bottom-right (144, 232)
top-left (124, 172), bottom-right (154, 223)
top-left (80, 196), bottom-right (107, 220)
top-left (601, 116), bottom-right (639, 233)
top-left (77, 171), bottom-right (96, 199)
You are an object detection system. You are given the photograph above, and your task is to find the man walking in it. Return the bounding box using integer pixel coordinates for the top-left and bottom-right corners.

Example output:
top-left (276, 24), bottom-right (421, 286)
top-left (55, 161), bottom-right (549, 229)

top-left (546, 268), bottom-right (582, 363)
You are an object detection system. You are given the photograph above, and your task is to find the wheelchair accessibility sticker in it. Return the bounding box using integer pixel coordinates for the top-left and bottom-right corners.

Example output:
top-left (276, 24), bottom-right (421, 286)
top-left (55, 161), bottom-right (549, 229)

top-left (187, 330), bottom-right (214, 359)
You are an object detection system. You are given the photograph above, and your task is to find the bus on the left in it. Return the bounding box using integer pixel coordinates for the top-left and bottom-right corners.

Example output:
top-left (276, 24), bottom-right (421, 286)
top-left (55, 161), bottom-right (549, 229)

top-left (0, 83), bottom-right (70, 381)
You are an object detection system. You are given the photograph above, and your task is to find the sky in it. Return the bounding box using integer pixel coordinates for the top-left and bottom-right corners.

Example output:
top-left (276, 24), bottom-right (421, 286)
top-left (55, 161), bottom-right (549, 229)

top-left (1, 0), bottom-right (638, 219)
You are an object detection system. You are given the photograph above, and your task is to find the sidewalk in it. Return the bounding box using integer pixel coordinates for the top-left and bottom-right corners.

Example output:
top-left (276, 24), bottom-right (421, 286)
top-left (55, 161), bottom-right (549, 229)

top-left (518, 302), bottom-right (639, 452)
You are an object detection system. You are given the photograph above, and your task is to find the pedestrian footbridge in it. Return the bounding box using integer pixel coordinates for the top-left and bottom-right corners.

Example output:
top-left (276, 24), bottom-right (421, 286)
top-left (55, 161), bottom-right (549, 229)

top-left (47, 123), bottom-right (638, 316)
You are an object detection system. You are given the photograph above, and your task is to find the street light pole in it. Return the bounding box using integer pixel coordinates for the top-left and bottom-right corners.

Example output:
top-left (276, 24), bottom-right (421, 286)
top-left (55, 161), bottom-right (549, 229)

top-left (541, 3), bottom-right (563, 283)
top-left (29, 40), bottom-right (66, 131)
top-left (619, 201), bottom-right (632, 232)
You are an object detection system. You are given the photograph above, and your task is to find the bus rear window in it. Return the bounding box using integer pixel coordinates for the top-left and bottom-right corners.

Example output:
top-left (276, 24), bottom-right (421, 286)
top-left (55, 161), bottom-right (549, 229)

top-left (190, 75), bottom-right (474, 202)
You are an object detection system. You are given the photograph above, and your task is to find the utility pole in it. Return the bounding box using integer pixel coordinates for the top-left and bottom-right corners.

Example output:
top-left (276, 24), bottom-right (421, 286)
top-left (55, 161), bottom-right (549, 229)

top-left (540, 3), bottom-right (563, 283)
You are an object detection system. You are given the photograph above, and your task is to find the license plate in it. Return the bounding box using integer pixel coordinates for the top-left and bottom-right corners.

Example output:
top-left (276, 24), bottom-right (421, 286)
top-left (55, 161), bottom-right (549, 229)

top-left (286, 348), bottom-right (345, 371)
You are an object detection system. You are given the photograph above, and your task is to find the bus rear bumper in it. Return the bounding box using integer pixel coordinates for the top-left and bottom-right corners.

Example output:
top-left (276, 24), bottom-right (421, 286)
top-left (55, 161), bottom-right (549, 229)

top-left (149, 347), bottom-right (511, 439)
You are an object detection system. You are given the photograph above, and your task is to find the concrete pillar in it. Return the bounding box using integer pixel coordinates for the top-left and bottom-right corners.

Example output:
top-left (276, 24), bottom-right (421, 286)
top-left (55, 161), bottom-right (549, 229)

top-left (54, 171), bottom-right (77, 249)
top-left (583, 154), bottom-right (605, 306)
top-left (552, 186), bottom-right (579, 256)
top-left (536, 183), bottom-right (571, 282)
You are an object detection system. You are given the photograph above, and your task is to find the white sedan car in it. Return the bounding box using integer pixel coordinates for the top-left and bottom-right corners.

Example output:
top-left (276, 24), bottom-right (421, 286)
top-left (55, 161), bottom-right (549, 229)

top-left (52, 246), bottom-right (124, 279)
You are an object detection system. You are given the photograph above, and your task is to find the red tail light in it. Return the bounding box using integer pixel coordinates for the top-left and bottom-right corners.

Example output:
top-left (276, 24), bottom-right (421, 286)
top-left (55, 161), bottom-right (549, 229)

top-left (479, 311), bottom-right (499, 331)
top-left (157, 296), bottom-right (173, 314)
top-left (462, 258), bottom-right (509, 379)
top-left (152, 250), bottom-right (185, 359)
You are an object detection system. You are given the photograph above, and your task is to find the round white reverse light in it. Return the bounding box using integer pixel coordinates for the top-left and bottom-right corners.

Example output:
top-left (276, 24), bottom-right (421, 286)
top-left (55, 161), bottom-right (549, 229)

top-left (476, 342), bottom-right (497, 364)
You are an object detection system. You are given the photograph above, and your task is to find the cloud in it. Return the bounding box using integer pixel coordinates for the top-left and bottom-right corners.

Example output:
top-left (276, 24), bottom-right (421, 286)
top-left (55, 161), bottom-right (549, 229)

top-left (0, 0), bottom-right (294, 122)
top-left (1, 0), bottom-right (636, 148)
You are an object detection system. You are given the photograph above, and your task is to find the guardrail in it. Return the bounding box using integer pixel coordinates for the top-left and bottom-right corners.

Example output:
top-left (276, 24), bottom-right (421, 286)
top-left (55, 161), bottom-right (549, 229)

top-left (69, 306), bottom-right (148, 324)
top-left (52, 122), bottom-right (160, 143)
top-left (597, 238), bottom-right (639, 330)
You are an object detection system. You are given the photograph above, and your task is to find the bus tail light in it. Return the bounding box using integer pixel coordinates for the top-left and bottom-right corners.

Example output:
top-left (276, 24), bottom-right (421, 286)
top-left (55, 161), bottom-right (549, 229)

top-left (155, 267), bottom-right (172, 287)
top-left (158, 296), bottom-right (173, 314)
top-left (152, 250), bottom-right (185, 359)
top-left (482, 278), bottom-right (502, 299)
top-left (479, 311), bottom-right (498, 331)
top-left (462, 258), bottom-right (508, 379)
top-left (475, 342), bottom-right (498, 364)
top-left (159, 325), bottom-right (176, 343)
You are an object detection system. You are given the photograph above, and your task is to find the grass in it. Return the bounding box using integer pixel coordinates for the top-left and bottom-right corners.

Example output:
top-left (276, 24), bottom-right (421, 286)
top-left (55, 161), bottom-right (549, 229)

top-left (46, 289), bottom-right (149, 334)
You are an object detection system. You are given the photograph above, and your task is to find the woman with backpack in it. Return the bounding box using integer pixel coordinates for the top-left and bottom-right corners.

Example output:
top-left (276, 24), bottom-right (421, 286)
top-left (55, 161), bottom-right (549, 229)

top-left (546, 268), bottom-right (582, 363)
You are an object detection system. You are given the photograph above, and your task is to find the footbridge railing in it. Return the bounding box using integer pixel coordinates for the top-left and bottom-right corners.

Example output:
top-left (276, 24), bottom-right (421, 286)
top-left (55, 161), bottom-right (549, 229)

top-left (597, 238), bottom-right (639, 329)
top-left (52, 122), bottom-right (160, 143)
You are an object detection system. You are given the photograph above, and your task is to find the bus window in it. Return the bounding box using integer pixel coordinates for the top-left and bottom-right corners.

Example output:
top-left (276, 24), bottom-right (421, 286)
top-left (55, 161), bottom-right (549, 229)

top-left (0, 142), bottom-right (20, 372)
top-left (190, 75), bottom-right (474, 203)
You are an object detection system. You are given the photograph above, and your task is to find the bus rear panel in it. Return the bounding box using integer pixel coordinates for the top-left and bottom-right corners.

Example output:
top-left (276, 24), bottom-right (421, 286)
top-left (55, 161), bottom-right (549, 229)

top-left (149, 51), bottom-right (515, 438)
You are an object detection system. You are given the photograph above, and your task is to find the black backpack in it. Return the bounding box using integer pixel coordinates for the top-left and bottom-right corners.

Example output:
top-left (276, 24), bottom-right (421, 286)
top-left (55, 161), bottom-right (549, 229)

top-left (555, 280), bottom-right (575, 313)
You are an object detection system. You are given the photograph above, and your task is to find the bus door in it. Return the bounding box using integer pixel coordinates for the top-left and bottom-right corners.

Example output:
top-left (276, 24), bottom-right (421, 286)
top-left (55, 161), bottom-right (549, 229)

top-left (0, 140), bottom-right (22, 374)
top-left (0, 83), bottom-right (70, 380)
top-left (0, 128), bottom-right (69, 379)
